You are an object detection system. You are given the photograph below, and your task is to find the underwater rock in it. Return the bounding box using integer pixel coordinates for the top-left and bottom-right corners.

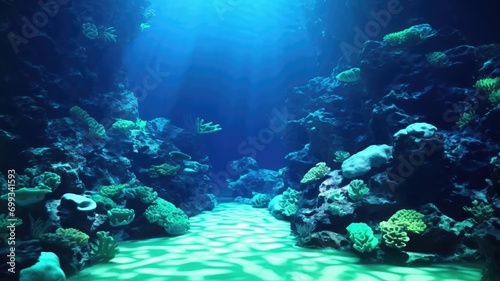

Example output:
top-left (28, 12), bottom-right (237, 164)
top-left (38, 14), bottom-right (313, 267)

top-left (19, 252), bottom-right (66, 281)
top-left (308, 231), bottom-right (350, 250)
top-left (0, 240), bottom-right (42, 281)
top-left (51, 163), bottom-right (85, 194)
top-left (268, 195), bottom-right (285, 220)
top-left (179, 194), bottom-right (218, 217)
top-left (147, 117), bottom-right (206, 160)
top-left (281, 120), bottom-right (309, 151)
top-left (228, 157), bottom-right (258, 175)
top-left (473, 217), bottom-right (500, 281)
top-left (227, 168), bottom-right (284, 198)
top-left (412, 204), bottom-right (478, 259)
top-left (157, 170), bottom-right (217, 216)
top-left (383, 125), bottom-right (446, 206)
top-left (1, 96), bottom-right (48, 140)
top-left (103, 90), bottom-right (139, 121)
top-left (284, 144), bottom-right (317, 166)
top-left (83, 150), bottom-right (136, 188)
top-left (341, 144), bottom-right (393, 179)
top-left (55, 196), bottom-right (94, 231)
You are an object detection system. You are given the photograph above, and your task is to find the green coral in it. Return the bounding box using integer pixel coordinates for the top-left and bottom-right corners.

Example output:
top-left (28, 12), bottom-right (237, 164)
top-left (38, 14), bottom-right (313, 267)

top-left (279, 187), bottom-right (301, 217)
top-left (111, 119), bottom-right (136, 132)
top-left (123, 185), bottom-right (158, 204)
top-left (489, 89), bottom-right (500, 103)
top-left (82, 23), bottom-right (98, 39)
top-left (0, 172), bottom-right (61, 206)
top-left (347, 179), bottom-right (370, 201)
top-left (196, 118), bottom-right (222, 134)
top-left (335, 68), bottom-right (361, 83)
top-left (69, 105), bottom-right (107, 139)
top-left (91, 194), bottom-right (117, 212)
top-left (40, 228), bottom-right (90, 248)
top-left (385, 209), bottom-right (426, 234)
top-left (135, 118), bottom-right (147, 131)
top-left (379, 209), bottom-right (426, 248)
top-left (333, 150), bottom-right (350, 163)
top-left (383, 24), bottom-right (432, 46)
top-left (99, 184), bottom-right (127, 199)
top-left (325, 188), bottom-right (345, 202)
top-left (473, 77), bottom-right (500, 104)
top-left (300, 162), bottom-right (331, 184)
top-left (102, 26), bottom-right (117, 42)
top-left (463, 199), bottom-right (494, 223)
top-left (107, 208), bottom-right (135, 227)
top-left (145, 198), bottom-right (190, 236)
top-left (474, 77), bottom-right (500, 93)
top-left (251, 193), bottom-right (270, 208)
top-left (1, 187), bottom-right (51, 206)
top-left (346, 222), bottom-right (379, 253)
top-left (379, 222), bottom-right (410, 249)
top-left (456, 111), bottom-right (475, 129)
top-left (148, 163), bottom-right (180, 178)
top-left (32, 172), bottom-right (61, 191)
top-left (426, 51), bottom-right (449, 68)
top-left (328, 204), bottom-right (349, 217)
top-left (109, 117), bottom-right (148, 133)
top-left (90, 231), bottom-right (119, 263)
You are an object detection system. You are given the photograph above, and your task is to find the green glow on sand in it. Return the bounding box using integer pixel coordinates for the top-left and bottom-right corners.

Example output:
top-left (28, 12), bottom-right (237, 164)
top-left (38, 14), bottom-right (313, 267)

top-left (69, 203), bottom-right (481, 281)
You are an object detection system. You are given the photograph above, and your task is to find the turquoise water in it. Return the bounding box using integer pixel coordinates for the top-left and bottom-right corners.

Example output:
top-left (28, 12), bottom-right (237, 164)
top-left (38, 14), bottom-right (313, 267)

top-left (69, 203), bottom-right (482, 281)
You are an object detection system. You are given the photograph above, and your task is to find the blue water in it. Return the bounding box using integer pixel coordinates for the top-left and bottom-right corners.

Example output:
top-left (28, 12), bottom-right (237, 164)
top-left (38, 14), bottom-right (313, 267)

top-left (123, 0), bottom-right (317, 170)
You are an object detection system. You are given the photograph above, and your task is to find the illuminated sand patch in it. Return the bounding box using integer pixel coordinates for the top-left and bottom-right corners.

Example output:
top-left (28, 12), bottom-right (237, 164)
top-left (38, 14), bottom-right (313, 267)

top-left (68, 203), bottom-right (481, 281)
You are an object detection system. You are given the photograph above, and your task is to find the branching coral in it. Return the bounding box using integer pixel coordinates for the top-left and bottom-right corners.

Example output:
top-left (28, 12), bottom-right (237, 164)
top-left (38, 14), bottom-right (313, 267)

top-left (463, 200), bottom-right (494, 223)
top-left (196, 118), bottom-right (222, 134)
top-left (91, 231), bottom-right (119, 263)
